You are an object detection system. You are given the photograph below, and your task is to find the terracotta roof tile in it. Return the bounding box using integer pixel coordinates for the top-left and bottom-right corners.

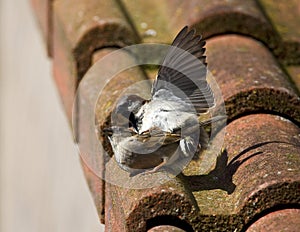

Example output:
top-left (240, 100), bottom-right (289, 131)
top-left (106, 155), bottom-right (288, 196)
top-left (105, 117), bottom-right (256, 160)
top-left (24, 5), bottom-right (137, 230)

top-left (246, 208), bottom-right (300, 232)
top-left (120, 0), bottom-right (272, 44)
top-left (287, 66), bottom-right (300, 92)
top-left (103, 114), bottom-right (300, 231)
top-left (206, 35), bottom-right (300, 124)
top-left (81, 158), bottom-right (105, 223)
top-left (105, 177), bottom-right (198, 231)
top-left (80, 48), bottom-right (149, 224)
top-left (258, 0), bottom-right (300, 64)
top-left (30, 0), bottom-right (53, 56)
top-left (148, 225), bottom-right (186, 232)
top-left (30, 0), bottom-right (300, 230)
top-left (190, 114), bottom-right (300, 220)
top-left (52, 0), bottom-right (138, 119)
top-left (117, 0), bottom-right (300, 65)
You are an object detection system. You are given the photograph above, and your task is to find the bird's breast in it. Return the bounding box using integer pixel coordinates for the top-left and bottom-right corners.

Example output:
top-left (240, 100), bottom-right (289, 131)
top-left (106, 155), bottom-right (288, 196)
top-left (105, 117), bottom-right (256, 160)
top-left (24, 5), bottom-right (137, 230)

top-left (137, 101), bottom-right (195, 133)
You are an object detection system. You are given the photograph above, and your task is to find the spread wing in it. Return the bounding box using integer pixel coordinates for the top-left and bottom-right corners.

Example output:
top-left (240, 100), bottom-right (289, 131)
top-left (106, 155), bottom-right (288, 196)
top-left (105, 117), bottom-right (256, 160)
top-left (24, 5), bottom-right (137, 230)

top-left (151, 26), bottom-right (215, 114)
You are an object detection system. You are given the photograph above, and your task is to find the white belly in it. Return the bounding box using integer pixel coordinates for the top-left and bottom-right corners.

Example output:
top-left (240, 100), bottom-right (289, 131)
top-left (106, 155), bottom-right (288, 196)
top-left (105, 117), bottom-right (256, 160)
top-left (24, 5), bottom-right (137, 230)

top-left (137, 99), bottom-right (197, 133)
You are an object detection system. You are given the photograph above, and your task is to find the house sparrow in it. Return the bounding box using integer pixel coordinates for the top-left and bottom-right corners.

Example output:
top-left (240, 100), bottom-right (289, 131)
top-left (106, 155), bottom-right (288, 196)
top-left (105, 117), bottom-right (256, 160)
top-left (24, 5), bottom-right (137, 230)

top-left (105, 26), bottom-right (216, 175)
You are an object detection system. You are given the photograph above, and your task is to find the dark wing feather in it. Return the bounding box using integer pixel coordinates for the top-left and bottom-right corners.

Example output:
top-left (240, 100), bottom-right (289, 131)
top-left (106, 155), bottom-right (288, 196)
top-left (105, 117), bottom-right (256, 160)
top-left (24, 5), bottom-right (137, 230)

top-left (152, 26), bottom-right (215, 114)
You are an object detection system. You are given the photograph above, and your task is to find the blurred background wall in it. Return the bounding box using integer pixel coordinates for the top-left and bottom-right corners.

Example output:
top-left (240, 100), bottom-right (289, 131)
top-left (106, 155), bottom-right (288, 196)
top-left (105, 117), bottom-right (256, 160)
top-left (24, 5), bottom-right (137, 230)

top-left (0, 1), bottom-right (104, 231)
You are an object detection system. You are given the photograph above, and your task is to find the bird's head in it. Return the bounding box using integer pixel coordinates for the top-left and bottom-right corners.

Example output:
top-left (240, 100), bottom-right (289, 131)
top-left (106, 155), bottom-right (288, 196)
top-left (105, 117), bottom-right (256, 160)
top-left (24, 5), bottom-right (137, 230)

top-left (112, 94), bottom-right (145, 131)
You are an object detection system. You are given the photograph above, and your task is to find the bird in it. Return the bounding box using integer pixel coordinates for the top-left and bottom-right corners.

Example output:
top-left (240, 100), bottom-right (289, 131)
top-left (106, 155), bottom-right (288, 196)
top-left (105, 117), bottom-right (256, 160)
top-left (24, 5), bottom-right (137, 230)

top-left (104, 26), bottom-right (217, 175)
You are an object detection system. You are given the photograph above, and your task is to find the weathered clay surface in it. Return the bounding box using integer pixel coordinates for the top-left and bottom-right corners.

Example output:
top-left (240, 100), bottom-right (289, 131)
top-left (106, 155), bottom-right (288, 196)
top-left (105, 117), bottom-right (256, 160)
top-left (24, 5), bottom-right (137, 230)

top-left (30, 0), bottom-right (53, 55)
top-left (31, 0), bottom-right (300, 230)
top-left (206, 35), bottom-right (300, 125)
top-left (246, 208), bottom-right (300, 232)
top-left (52, 0), bottom-right (138, 120)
